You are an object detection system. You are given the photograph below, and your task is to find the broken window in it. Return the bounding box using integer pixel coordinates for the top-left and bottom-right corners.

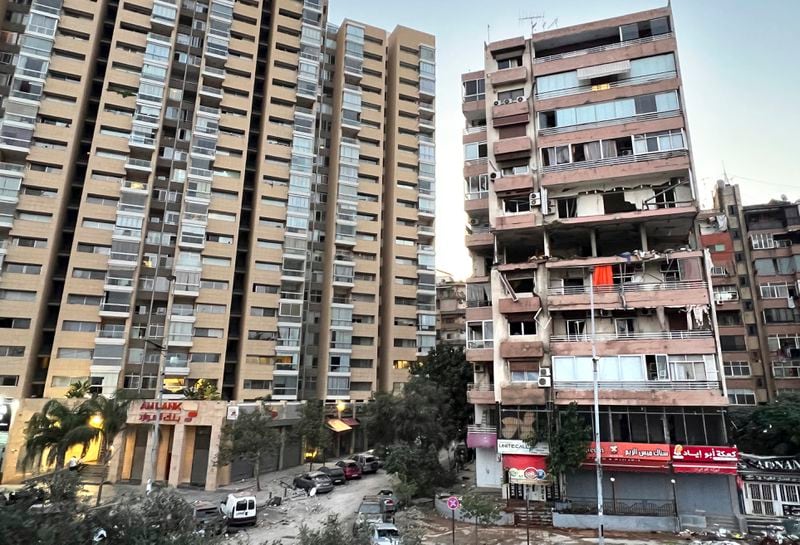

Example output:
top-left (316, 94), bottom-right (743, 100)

top-left (615, 318), bottom-right (636, 337)
top-left (603, 191), bottom-right (637, 213)
top-left (509, 320), bottom-right (537, 336)
top-left (566, 319), bottom-right (586, 339)
top-left (646, 354), bottom-right (669, 381)
top-left (557, 197), bottom-right (577, 218)
top-left (508, 275), bottom-right (535, 293)
top-left (539, 111), bottom-right (556, 129)
top-left (503, 197), bottom-right (531, 214)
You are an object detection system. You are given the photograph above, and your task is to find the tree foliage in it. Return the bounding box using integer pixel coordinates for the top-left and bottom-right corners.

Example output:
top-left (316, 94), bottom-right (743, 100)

top-left (64, 380), bottom-right (91, 399)
top-left (410, 344), bottom-right (472, 441)
top-left (296, 400), bottom-right (332, 467)
top-left (548, 402), bottom-right (591, 476)
top-left (215, 405), bottom-right (280, 491)
top-left (729, 393), bottom-right (800, 455)
top-left (384, 442), bottom-right (454, 499)
top-left (0, 473), bottom-right (213, 545)
top-left (23, 399), bottom-right (100, 471)
top-left (459, 489), bottom-right (502, 544)
top-left (182, 379), bottom-right (221, 400)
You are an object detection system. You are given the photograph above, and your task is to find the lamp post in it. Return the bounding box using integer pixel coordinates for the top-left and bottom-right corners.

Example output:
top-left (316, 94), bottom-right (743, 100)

top-left (671, 478), bottom-right (679, 531)
top-left (335, 400), bottom-right (346, 457)
top-left (609, 477), bottom-right (616, 514)
top-left (589, 267), bottom-right (604, 544)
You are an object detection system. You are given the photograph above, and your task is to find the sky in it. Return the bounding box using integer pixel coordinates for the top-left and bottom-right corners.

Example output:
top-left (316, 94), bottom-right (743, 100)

top-left (328, 0), bottom-right (800, 280)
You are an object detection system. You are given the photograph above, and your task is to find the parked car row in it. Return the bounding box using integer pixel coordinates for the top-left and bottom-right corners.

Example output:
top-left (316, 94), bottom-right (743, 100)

top-left (292, 452), bottom-right (384, 495)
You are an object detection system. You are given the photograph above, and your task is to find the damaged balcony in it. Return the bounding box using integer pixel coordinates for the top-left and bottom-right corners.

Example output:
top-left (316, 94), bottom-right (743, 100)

top-left (467, 382), bottom-right (496, 404)
top-left (552, 352), bottom-right (725, 406)
top-left (547, 254), bottom-right (709, 310)
top-left (497, 270), bottom-right (542, 314)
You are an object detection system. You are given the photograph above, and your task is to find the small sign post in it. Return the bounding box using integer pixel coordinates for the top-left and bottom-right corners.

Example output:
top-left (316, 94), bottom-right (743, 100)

top-left (446, 496), bottom-right (460, 545)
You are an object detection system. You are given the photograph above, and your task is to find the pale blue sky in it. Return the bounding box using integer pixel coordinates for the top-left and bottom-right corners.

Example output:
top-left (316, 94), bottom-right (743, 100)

top-left (328, 0), bottom-right (800, 279)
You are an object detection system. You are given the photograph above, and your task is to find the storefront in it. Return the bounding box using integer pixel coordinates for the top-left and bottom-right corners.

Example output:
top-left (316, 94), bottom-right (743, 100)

top-left (740, 453), bottom-right (800, 517)
top-left (498, 439), bottom-right (550, 502)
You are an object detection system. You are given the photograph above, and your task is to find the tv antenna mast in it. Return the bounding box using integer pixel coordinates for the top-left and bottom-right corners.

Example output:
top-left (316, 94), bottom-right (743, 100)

top-left (519, 12), bottom-right (558, 36)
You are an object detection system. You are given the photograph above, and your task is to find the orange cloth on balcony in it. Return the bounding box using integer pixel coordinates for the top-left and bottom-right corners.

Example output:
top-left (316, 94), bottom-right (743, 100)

top-left (594, 265), bottom-right (614, 286)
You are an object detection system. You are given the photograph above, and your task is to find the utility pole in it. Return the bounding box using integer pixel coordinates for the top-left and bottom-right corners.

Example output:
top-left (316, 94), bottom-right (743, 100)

top-left (589, 267), bottom-right (605, 544)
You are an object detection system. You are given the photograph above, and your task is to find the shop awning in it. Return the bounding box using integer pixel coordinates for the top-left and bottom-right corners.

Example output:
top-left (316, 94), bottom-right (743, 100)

top-left (673, 462), bottom-right (737, 475)
top-left (503, 454), bottom-right (549, 485)
top-left (326, 418), bottom-right (352, 433)
top-left (341, 417), bottom-right (360, 427)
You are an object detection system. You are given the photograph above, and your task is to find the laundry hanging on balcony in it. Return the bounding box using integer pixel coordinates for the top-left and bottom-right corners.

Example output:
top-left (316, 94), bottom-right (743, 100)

top-left (685, 304), bottom-right (709, 330)
top-left (594, 265), bottom-right (613, 286)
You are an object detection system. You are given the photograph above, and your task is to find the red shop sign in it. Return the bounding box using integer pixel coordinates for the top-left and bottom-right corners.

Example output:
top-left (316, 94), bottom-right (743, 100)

top-left (582, 442), bottom-right (671, 472)
top-left (672, 445), bottom-right (738, 475)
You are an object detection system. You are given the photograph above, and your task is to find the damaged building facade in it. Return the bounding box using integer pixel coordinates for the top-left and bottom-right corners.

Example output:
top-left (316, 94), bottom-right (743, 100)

top-left (462, 7), bottom-right (741, 530)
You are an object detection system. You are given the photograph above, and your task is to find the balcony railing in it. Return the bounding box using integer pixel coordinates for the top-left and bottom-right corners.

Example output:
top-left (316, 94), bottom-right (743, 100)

top-left (538, 110), bottom-right (681, 137)
top-left (550, 330), bottom-right (712, 342)
top-left (467, 340), bottom-right (494, 349)
top-left (549, 280), bottom-right (706, 296)
top-left (533, 32), bottom-right (675, 64)
top-left (467, 383), bottom-right (494, 392)
top-left (557, 497), bottom-right (675, 517)
top-left (556, 380), bottom-right (720, 391)
top-left (541, 149), bottom-right (687, 174)
top-left (536, 70), bottom-right (678, 100)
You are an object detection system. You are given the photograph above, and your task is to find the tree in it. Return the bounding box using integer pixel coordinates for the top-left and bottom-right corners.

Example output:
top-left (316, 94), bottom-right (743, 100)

top-left (23, 399), bottom-right (100, 472)
top-left (83, 393), bottom-right (130, 505)
top-left (549, 403), bottom-right (591, 497)
top-left (729, 393), bottom-right (800, 455)
top-left (392, 378), bottom-right (449, 450)
top-left (296, 400), bottom-right (331, 469)
top-left (183, 379), bottom-right (221, 400)
top-left (215, 405), bottom-right (280, 491)
top-left (384, 442), bottom-right (454, 499)
top-left (362, 392), bottom-right (400, 451)
top-left (459, 489), bottom-right (501, 545)
top-left (410, 344), bottom-right (472, 441)
top-left (64, 380), bottom-right (91, 399)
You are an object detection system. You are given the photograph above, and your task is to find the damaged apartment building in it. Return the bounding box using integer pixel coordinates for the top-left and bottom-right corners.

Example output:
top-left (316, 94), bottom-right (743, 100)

top-left (463, 7), bottom-right (741, 531)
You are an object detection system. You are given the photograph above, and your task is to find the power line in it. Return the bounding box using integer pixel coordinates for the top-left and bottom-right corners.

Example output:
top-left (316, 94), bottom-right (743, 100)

top-left (728, 174), bottom-right (800, 192)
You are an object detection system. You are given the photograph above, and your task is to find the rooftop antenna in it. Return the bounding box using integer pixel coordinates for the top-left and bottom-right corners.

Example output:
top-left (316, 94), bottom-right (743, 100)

top-left (487, 24), bottom-right (490, 43)
top-left (519, 13), bottom-right (558, 36)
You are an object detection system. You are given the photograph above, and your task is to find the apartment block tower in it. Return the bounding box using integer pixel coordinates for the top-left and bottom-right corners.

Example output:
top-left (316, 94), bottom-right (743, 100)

top-left (462, 7), bottom-right (741, 529)
top-left (0, 0), bottom-right (434, 486)
top-left (699, 181), bottom-right (800, 406)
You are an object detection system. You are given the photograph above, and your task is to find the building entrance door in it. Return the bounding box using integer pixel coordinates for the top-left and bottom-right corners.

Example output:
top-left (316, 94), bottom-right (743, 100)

top-left (190, 427), bottom-right (211, 487)
top-left (129, 426), bottom-right (149, 483)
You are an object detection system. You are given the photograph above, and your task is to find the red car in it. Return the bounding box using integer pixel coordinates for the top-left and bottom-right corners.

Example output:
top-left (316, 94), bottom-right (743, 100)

top-left (335, 459), bottom-right (362, 480)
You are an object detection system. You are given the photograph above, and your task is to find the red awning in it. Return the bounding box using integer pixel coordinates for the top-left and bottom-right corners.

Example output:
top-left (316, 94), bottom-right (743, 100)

top-left (341, 418), bottom-right (360, 427)
top-left (673, 462), bottom-right (737, 475)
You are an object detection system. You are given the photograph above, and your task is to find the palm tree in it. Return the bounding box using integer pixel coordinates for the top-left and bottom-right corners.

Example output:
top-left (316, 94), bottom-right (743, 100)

top-left (23, 399), bottom-right (100, 473)
top-left (83, 393), bottom-right (130, 505)
top-left (64, 380), bottom-right (91, 399)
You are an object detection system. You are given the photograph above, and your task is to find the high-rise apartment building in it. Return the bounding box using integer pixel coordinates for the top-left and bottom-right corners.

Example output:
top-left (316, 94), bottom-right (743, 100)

top-left (436, 277), bottom-right (466, 347)
top-left (462, 7), bottom-right (741, 530)
top-left (0, 0), bottom-right (434, 487)
top-left (699, 181), bottom-right (800, 406)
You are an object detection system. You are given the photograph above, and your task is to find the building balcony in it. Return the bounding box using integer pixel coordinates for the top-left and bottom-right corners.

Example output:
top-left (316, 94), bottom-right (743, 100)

top-left (500, 339), bottom-right (544, 359)
top-left (553, 379), bottom-right (726, 406)
top-left (465, 304), bottom-right (492, 322)
top-left (462, 97), bottom-right (485, 118)
top-left (487, 65), bottom-right (528, 86)
top-left (548, 280), bottom-right (709, 310)
top-left (540, 149), bottom-right (689, 187)
top-left (466, 340), bottom-right (493, 362)
top-left (465, 229), bottom-right (493, 249)
top-left (534, 66), bottom-right (677, 101)
top-left (550, 330), bottom-right (715, 356)
top-left (494, 173), bottom-right (534, 194)
top-left (498, 295), bottom-right (541, 314)
top-left (491, 99), bottom-right (529, 122)
top-left (466, 425), bottom-right (497, 449)
top-left (467, 383), bottom-right (495, 404)
top-left (465, 197), bottom-right (488, 213)
top-left (495, 213), bottom-right (538, 232)
top-left (494, 136), bottom-right (532, 159)
top-left (552, 202), bottom-right (697, 228)
top-left (500, 382), bottom-right (548, 405)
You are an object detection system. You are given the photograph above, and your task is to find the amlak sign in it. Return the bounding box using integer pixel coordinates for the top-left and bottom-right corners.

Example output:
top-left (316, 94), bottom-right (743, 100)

top-left (135, 401), bottom-right (199, 424)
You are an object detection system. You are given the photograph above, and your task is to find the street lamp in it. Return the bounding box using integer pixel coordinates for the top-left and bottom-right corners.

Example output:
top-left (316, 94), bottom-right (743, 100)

top-left (671, 478), bottom-right (679, 531)
top-left (589, 267), bottom-right (604, 544)
top-left (609, 477), bottom-right (616, 514)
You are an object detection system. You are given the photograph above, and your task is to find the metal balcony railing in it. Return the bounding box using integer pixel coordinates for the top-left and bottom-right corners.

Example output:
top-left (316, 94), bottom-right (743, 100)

top-left (467, 425), bottom-right (497, 435)
top-left (536, 70), bottom-right (677, 100)
top-left (533, 32), bottom-right (674, 64)
top-left (549, 280), bottom-right (706, 296)
top-left (467, 383), bottom-right (494, 392)
top-left (541, 149), bottom-right (687, 174)
top-left (538, 110), bottom-right (681, 137)
top-left (550, 330), bottom-right (713, 342)
top-left (467, 340), bottom-right (494, 349)
top-left (556, 380), bottom-right (720, 391)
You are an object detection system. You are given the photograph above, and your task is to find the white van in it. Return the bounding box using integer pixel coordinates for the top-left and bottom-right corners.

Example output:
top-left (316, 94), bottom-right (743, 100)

top-left (219, 494), bottom-right (257, 526)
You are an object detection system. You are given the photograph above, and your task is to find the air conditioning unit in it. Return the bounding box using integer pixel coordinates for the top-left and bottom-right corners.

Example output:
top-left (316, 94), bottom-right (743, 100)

top-left (493, 100), bottom-right (502, 106)
top-left (473, 363), bottom-right (486, 374)
top-left (503, 98), bottom-right (514, 105)
top-left (469, 217), bottom-right (481, 226)
top-left (545, 199), bottom-right (557, 215)
top-left (537, 376), bottom-right (552, 388)
top-left (539, 367), bottom-right (551, 377)
top-left (489, 171), bottom-right (499, 181)
top-left (516, 96), bottom-right (525, 102)
top-left (640, 308), bottom-right (655, 316)
top-left (598, 309), bottom-right (613, 317)
top-left (529, 192), bottom-right (541, 207)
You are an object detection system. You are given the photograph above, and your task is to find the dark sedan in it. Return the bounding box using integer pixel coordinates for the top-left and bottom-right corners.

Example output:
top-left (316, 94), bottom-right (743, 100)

top-left (318, 465), bottom-right (347, 485)
top-left (293, 471), bottom-right (334, 494)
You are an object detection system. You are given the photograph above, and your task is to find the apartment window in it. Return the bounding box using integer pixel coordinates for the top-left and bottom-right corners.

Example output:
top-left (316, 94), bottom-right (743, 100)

top-left (62, 320), bottom-right (97, 332)
top-left (463, 78), bottom-right (485, 102)
top-left (194, 328), bottom-right (224, 338)
top-left (464, 142), bottom-right (487, 161)
top-left (250, 306), bottom-right (276, 317)
top-left (713, 285), bottom-right (739, 303)
top-left (196, 304), bottom-right (226, 314)
top-left (0, 375), bottom-right (19, 386)
top-left (620, 16), bottom-right (671, 40)
top-left (774, 361), bottom-right (800, 378)
top-left (764, 308), bottom-right (800, 324)
top-left (497, 88), bottom-right (524, 101)
top-left (4, 262), bottom-right (41, 275)
top-left (751, 233), bottom-right (776, 250)
top-left (13, 237), bottom-right (47, 248)
top-left (716, 311), bottom-right (742, 326)
top-left (72, 268), bottom-right (105, 280)
top-left (200, 279), bottom-right (228, 290)
top-left (467, 320), bottom-right (493, 349)
top-left (728, 389), bottom-right (757, 406)
top-left (760, 283), bottom-right (791, 299)
top-left (352, 359), bottom-right (373, 368)
top-left (503, 196), bottom-right (530, 214)
top-left (57, 348), bottom-right (93, 359)
top-left (724, 361), bottom-right (751, 377)
top-left (0, 346), bottom-right (24, 357)
top-left (632, 129), bottom-right (685, 154)
top-left (243, 380), bottom-right (272, 390)
top-left (509, 320), bottom-right (536, 336)
top-left (0, 317), bottom-right (30, 329)
top-left (0, 289), bottom-right (36, 301)
top-left (465, 174), bottom-right (489, 199)
top-left (615, 318), bottom-right (636, 337)
top-left (720, 335), bottom-right (746, 351)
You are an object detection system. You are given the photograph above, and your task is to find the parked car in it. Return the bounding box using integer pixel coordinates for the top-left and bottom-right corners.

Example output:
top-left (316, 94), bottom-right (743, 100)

top-left (369, 523), bottom-right (400, 545)
top-left (293, 471), bottom-right (334, 494)
top-left (354, 453), bottom-right (380, 474)
top-left (364, 449), bottom-right (385, 468)
top-left (218, 494), bottom-right (257, 526)
top-left (353, 497), bottom-right (384, 534)
top-left (318, 465), bottom-right (346, 485)
top-left (335, 459), bottom-right (363, 480)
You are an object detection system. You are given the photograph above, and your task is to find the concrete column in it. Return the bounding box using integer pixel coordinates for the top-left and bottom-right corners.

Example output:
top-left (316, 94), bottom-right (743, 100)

top-left (105, 431), bottom-right (127, 484)
top-left (543, 231), bottom-right (550, 256)
top-left (590, 229), bottom-right (598, 257)
top-left (140, 426), bottom-right (156, 486)
top-left (639, 224), bottom-right (649, 251)
top-left (278, 427), bottom-right (286, 470)
top-left (204, 424), bottom-right (222, 491)
top-left (167, 425), bottom-right (185, 487)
